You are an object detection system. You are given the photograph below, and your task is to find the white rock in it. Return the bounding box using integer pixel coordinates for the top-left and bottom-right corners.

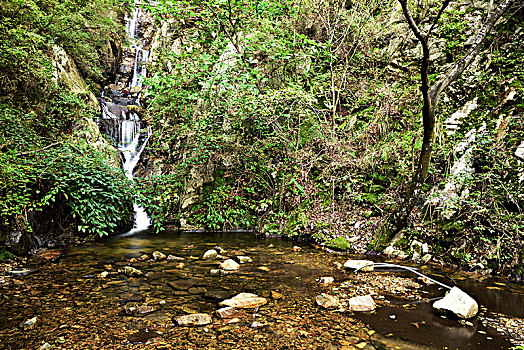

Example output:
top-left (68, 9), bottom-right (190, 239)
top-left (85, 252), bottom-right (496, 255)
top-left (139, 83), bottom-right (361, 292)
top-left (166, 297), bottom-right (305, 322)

top-left (152, 251), bottom-right (167, 260)
top-left (220, 259), bottom-right (240, 271)
top-left (319, 277), bottom-right (334, 284)
top-left (343, 260), bottom-right (374, 272)
top-left (346, 295), bottom-right (376, 312)
top-left (433, 287), bottom-right (478, 318)
top-left (175, 313), bottom-right (212, 326)
top-left (219, 293), bottom-right (267, 308)
top-left (202, 249), bottom-right (218, 259)
top-left (315, 293), bottom-right (340, 309)
top-left (237, 256), bottom-right (253, 264)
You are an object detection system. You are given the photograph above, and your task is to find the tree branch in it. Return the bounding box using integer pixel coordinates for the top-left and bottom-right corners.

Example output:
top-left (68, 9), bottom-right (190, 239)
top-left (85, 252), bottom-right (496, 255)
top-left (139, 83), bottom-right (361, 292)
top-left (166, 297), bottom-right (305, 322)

top-left (429, 0), bottom-right (515, 106)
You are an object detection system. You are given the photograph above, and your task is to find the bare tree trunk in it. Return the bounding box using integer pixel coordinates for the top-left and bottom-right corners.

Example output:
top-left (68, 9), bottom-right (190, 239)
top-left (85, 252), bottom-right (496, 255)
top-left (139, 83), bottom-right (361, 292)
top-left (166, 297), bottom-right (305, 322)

top-left (376, 0), bottom-right (516, 243)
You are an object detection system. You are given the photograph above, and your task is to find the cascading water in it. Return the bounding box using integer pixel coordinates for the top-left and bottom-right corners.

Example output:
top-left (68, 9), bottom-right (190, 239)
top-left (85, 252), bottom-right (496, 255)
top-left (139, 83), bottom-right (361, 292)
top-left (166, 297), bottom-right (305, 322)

top-left (98, 2), bottom-right (152, 233)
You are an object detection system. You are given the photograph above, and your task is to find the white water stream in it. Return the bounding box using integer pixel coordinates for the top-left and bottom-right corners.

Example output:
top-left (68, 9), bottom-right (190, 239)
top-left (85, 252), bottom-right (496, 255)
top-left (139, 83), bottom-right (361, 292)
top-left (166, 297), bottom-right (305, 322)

top-left (100, 2), bottom-right (152, 233)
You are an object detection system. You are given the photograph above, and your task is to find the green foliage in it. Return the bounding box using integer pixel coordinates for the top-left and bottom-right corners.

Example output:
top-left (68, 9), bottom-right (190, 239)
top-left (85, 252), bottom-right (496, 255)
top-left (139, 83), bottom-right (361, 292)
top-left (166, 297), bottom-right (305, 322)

top-left (0, 0), bottom-right (125, 104)
top-left (327, 237), bottom-right (351, 250)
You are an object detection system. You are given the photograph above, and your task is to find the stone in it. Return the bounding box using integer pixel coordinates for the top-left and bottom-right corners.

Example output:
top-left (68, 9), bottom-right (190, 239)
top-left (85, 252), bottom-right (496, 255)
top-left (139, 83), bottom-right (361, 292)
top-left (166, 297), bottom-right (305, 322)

top-left (421, 254), bottom-right (432, 264)
top-left (97, 271), bottom-right (109, 278)
top-left (174, 313), bottom-right (212, 326)
top-left (202, 249), bottom-right (218, 259)
top-left (219, 259), bottom-right (240, 271)
top-left (20, 316), bottom-right (38, 330)
top-left (347, 295), bottom-right (376, 312)
top-left (319, 277), bottom-right (334, 284)
top-left (209, 269), bottom-right (221, 275)
top-left (168, 278), bottom-right (202, 290)
top-left (138, 254), bottom-right (150, 261)
top-left (237, 256), bottom-right (253, 264)
top-left (292, 246), bottom-right (302, 252)
top-left (39, 343), bottom-right (52, 350)
top-left (119, 266), bottom-right (143, 276)
top-left (167, 255), bottom-right (184, 260)
top-left (433, 287), bottom-right (478, 319)
top-left (124, 303), bottom-right (156, 316)
top-left (250, 321), bottom-right (264, 328)
top-left (8, 268), bottom-right (33, 276)
top-left (188, 287), bottom-right (207, 294)
top-left (271, 291), bottom-right (283, 300)
top-left (215, 307), bottom-right (244, 319)
top-left (204, 290), bottom-right (232, 301)
top-left (343, 260), bottom-right (374, 272)
top-left (219, 293), bottom-right (268, 308)
top-left (315, 293), bottom-right (340, 309)
top-left (152, 251), bottom-right (167, 260)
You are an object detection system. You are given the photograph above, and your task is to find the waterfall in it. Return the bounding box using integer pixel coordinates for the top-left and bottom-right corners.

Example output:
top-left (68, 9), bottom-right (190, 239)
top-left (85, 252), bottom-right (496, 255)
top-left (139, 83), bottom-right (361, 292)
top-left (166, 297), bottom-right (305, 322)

top-left (98, 1), bottom-right (152, 234)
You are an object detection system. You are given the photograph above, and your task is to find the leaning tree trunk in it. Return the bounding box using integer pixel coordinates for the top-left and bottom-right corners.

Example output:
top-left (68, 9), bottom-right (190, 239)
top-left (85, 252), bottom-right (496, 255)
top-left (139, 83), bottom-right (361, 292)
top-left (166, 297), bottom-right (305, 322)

top-left (376, 0), bottom-right (516, 244)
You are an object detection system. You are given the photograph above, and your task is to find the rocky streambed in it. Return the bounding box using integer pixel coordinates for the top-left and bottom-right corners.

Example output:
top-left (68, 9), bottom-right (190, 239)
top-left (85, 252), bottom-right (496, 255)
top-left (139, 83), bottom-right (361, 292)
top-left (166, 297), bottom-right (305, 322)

top-left (0, 230), bottom-right (523, 349)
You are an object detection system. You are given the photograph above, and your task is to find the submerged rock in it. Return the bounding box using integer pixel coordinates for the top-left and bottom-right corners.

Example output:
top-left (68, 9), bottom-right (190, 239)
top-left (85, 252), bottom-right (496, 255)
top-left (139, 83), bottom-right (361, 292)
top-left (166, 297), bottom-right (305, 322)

top-left (215, 306), bottom-right (244, 319)
top-left (316, 293), bottom-right (340, 309)
top-left (123, 303), bottom-right (156, 316)
top-left (343, 260), bottom-right (374, 272)
top-left (167, 255), bottom-right (185, 261)
top-left (152, 251), bottom-right (167, 260)
top-left (202, 249), bottom-right (218, 259)
top-left (20, 316), bottom-right (38, 330)
top-left (237, 256), bottom-right (253, 264)
top-left (346, 295), bottom-right (376, 312)
top-left (119, 266), bottom-right (143, 276)
top-left (433, 287), bottom-right (478, 319)
top-left (219, 293), bottom-right (267, 308)
top-left (220, 259), bottom-right (240, 271)
top-left (175, 313), bottom-right (212, 326)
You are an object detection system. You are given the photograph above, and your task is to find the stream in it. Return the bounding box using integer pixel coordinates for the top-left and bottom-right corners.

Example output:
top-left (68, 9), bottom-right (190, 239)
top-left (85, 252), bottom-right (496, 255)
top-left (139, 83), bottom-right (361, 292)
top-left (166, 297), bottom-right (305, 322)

top-left (0, 229), bottom-right (523, 349)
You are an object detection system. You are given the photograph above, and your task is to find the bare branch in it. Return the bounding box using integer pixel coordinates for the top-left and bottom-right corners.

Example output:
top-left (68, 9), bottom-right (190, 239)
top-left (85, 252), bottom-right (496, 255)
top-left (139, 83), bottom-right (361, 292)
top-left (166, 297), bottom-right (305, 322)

top-left (427, 0), bottom-right (451, 37)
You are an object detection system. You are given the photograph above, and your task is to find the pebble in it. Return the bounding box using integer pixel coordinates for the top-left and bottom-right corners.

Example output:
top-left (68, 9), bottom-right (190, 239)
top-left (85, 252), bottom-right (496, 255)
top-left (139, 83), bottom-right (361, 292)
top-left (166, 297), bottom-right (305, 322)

top-left (20, 317), bottom-right (38, 330)
top-left (119, 266), bottom-right (143, 276)
top-left (220, 259), bottom-right (240, 271)
top-left (292, 246), bottom-right (302, 252)
top-left (220, 293), bottom-right (268, 308)
top-left (175, 313), bottom-right (212, 326)
top-left (250, 321), bottom-right (264, 328)
top-left (319, 277), bottom-right (334, 284)
top-left (202, 249), bottom-right (218, 260)
top-left (237, 256), bottom-right (253, 264)
top-left (39, 343), bottom-right (52, 350)
top-left (152, 251), bottom-right (167, 260)
top-left (167, 255), bottom-right (184, 260)
top-left (315, 293), bottom-right (340, 309)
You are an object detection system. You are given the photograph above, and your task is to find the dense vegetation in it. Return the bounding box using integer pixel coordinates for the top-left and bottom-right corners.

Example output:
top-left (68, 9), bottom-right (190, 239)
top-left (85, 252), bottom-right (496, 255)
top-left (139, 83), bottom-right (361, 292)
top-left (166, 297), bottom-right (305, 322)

top-left (0, 0), bottom-right (134, 249)
top-left (0, 0), bottom-right (522, 279)
top-left (137, 0), bottom-right (524, 277)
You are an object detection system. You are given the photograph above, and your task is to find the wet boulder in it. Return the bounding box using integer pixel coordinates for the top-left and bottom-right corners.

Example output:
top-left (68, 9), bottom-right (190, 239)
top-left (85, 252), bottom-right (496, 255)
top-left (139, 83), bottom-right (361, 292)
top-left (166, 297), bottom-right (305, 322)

top-left (433, 287), bottom-right (478, 319)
